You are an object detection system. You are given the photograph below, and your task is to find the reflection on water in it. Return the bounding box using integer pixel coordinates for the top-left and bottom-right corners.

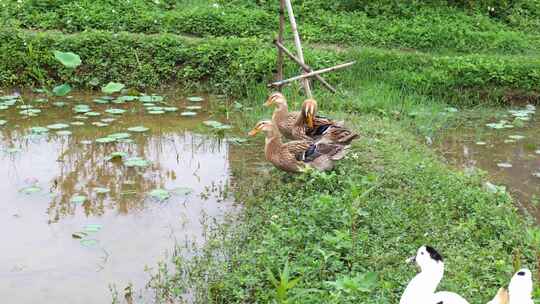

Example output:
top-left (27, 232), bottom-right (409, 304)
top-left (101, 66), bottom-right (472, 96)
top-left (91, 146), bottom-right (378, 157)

top-left (436, 107), bottom-right (540, 221)
top-left (0, 90), bottom-right (245, 303)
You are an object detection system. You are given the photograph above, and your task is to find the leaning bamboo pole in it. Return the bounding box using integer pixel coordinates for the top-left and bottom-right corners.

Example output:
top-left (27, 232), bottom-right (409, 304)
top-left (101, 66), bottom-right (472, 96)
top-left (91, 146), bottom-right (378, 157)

top-left (283, 0), bottom-right (312, 98)
top-left (268, 61), bottom-right (356, 88)
top-left (276, 0), bottom-right (285, 91)
top-left (274, 40), bottom-right (336, 93)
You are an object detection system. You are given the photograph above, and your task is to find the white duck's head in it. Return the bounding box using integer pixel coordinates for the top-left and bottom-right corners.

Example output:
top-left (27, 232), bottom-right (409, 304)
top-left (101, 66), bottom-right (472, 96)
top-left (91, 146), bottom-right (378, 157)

top-left (508, 268), bottom-right (533, 301)
top-left (408, 245), bottom-right (444, 273)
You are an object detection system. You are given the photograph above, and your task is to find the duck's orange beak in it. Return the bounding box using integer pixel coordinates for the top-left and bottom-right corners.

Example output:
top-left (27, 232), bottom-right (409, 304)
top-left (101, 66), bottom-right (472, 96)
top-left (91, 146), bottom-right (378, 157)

top-left (264, 97), bottom-right (273, 107)
top-left (306, 111), bottom-right (314, 129)
top-left (248, 128), bottom-right (260, 136)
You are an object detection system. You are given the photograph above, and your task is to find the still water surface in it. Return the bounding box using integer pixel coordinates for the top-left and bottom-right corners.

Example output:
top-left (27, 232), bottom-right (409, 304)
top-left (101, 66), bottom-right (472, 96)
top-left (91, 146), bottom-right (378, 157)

top-left (436, 105), bottom-right (540, 221)
top-left (0, 90), bottom-right (244, 303)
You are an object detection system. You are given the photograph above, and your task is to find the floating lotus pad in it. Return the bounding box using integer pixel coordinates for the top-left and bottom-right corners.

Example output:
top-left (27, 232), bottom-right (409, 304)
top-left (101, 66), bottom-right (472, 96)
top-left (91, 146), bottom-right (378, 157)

top-left (497, 163), bottom-right (512, 168)
top-left (84, 224), bottom-right (103, 232)
top-left (70, 195), bottom-right (87, 204)
top-left (80, 140), bottom-right (92, 145)
top-left (71, 121), bottom-right (85, 126)
top-left (180, 111), bottom-right (197, 117)
top-left (475, 141), bottom-right (487, 145)
top-left (94, 98), bottom-right (110, 104)
top-left (19, 109), bottom-right (41, 116)
top-left (56, 130), bottom-right (72, 136)
top-left (187, 96), bottom-right (204, 102)
top-left (0, 120), bottom-right (6, 126)
top-left (536, 150), bottom-right (540, 155)
top-left (203, 120), bottom-right (231, 129)
top-left (116, 96), bottom-right (138, 102)
top-left (124, 157), bottom-right (151, 168)
top-left (148, 188), bottom-right (171, 201)
top-left (47, 123), bottom-right (70, 130)
top-left (163, 107), bottom-right (179, 112)
top-left (85, 111), bottom-right (102, 116)
top-left (95, 137), bottom-right (116, 143)
top-left (94, 187), bottom-right (110, 194)
top-left (19, 185), bottom-right (42, 194)
top-left (105, 108), bottom-right (126, 115)
top-left (52, 83), bottom-right (72, 96)
top-left (31, 126), bottom-right (49, 134)
top-left (101, 118), bottom-right (116, 123)
top-left (486, 121), bottom-right (513, 129)
top-left (143, 103), bottom-right (156, 107)
top-left (139, 95), bottom-right (163, 102)
top-left (73, 105), bottom-right (91, 113)
top-left (34, 98), bottom-right (48, 103)
top-left (148, 110), bottom-right (165, 115)
top-left (53, 102), bottom-right (66, 107)
top-left (108, 133), bottom-right (131, 140)
top-left (185, 105), bottom-right (202, 110)
top-left (92, 122), bottom-right (109, 127)
top-left (127, 126), bottom-right (149, 133)
top-left (508, 135), bottom-right (525, 140)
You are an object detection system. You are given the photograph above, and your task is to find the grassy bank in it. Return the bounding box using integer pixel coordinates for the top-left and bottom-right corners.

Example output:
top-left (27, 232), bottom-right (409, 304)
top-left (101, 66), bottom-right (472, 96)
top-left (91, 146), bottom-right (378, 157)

top-left (148, 111), bottom-right (539, 303)
top-left (2, 0), bottom-right (540, 55)
top-left (1, 28), bottom-right (540, 105)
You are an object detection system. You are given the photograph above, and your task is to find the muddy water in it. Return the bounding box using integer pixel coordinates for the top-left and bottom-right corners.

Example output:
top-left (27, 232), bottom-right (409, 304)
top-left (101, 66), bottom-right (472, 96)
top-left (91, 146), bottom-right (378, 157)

top-left (0, 90), bottom-right (246, 303)
top-left (436, 105), bottom-right (540, 221)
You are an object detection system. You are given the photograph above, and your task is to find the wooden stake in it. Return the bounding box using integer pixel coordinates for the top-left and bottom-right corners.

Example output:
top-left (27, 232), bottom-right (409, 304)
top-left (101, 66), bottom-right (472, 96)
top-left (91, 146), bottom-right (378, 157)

top-left (268, 61), bottom-right (356, 88)
top-left (276, 0), bottom-right (285, 91)
top-left (275, 41), bottom-right (336, 93)
top-left (283, 0), bottom-right (312, 98)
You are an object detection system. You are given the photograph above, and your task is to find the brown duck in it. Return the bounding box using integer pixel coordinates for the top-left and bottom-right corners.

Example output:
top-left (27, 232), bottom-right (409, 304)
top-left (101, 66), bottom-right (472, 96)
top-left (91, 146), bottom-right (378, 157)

top-left (264, 92), bottom-right (358, 145)
top-left (248, 120), bottom-right (348, 172)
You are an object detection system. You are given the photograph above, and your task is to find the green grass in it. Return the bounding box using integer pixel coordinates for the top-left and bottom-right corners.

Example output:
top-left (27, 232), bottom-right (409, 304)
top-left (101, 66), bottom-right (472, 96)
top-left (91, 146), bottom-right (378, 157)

top-left (2, 0), bottom-right (540, 55)
top-left (148, 110), bottom-right (539, 303)
top-left (1, 28), bottom-right (540, 106)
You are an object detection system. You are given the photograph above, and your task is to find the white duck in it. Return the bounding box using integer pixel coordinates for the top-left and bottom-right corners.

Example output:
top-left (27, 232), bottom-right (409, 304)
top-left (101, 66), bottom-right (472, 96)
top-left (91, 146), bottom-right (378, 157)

top-left (508, 268), bottom-right (534, 304)
top-left (400, 245), bottom-right (470, 304)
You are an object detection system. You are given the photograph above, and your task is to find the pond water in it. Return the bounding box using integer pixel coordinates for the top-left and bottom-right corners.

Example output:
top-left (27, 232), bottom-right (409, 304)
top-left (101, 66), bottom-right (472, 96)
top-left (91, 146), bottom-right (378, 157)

top-left (436, 105), bottom-right (540, 221)
top-left (0, 89), bottom-right (250, 303)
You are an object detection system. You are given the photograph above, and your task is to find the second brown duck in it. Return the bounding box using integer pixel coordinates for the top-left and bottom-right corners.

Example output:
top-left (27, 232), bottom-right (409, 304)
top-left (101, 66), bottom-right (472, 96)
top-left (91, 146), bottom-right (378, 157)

top-left (264, 92), bottom-right (358, 145)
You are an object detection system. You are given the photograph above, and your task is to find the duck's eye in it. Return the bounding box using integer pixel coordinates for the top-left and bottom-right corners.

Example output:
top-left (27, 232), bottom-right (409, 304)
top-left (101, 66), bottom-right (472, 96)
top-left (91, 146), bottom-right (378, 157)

top-left (421, 252), bottom-right (424, 255)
